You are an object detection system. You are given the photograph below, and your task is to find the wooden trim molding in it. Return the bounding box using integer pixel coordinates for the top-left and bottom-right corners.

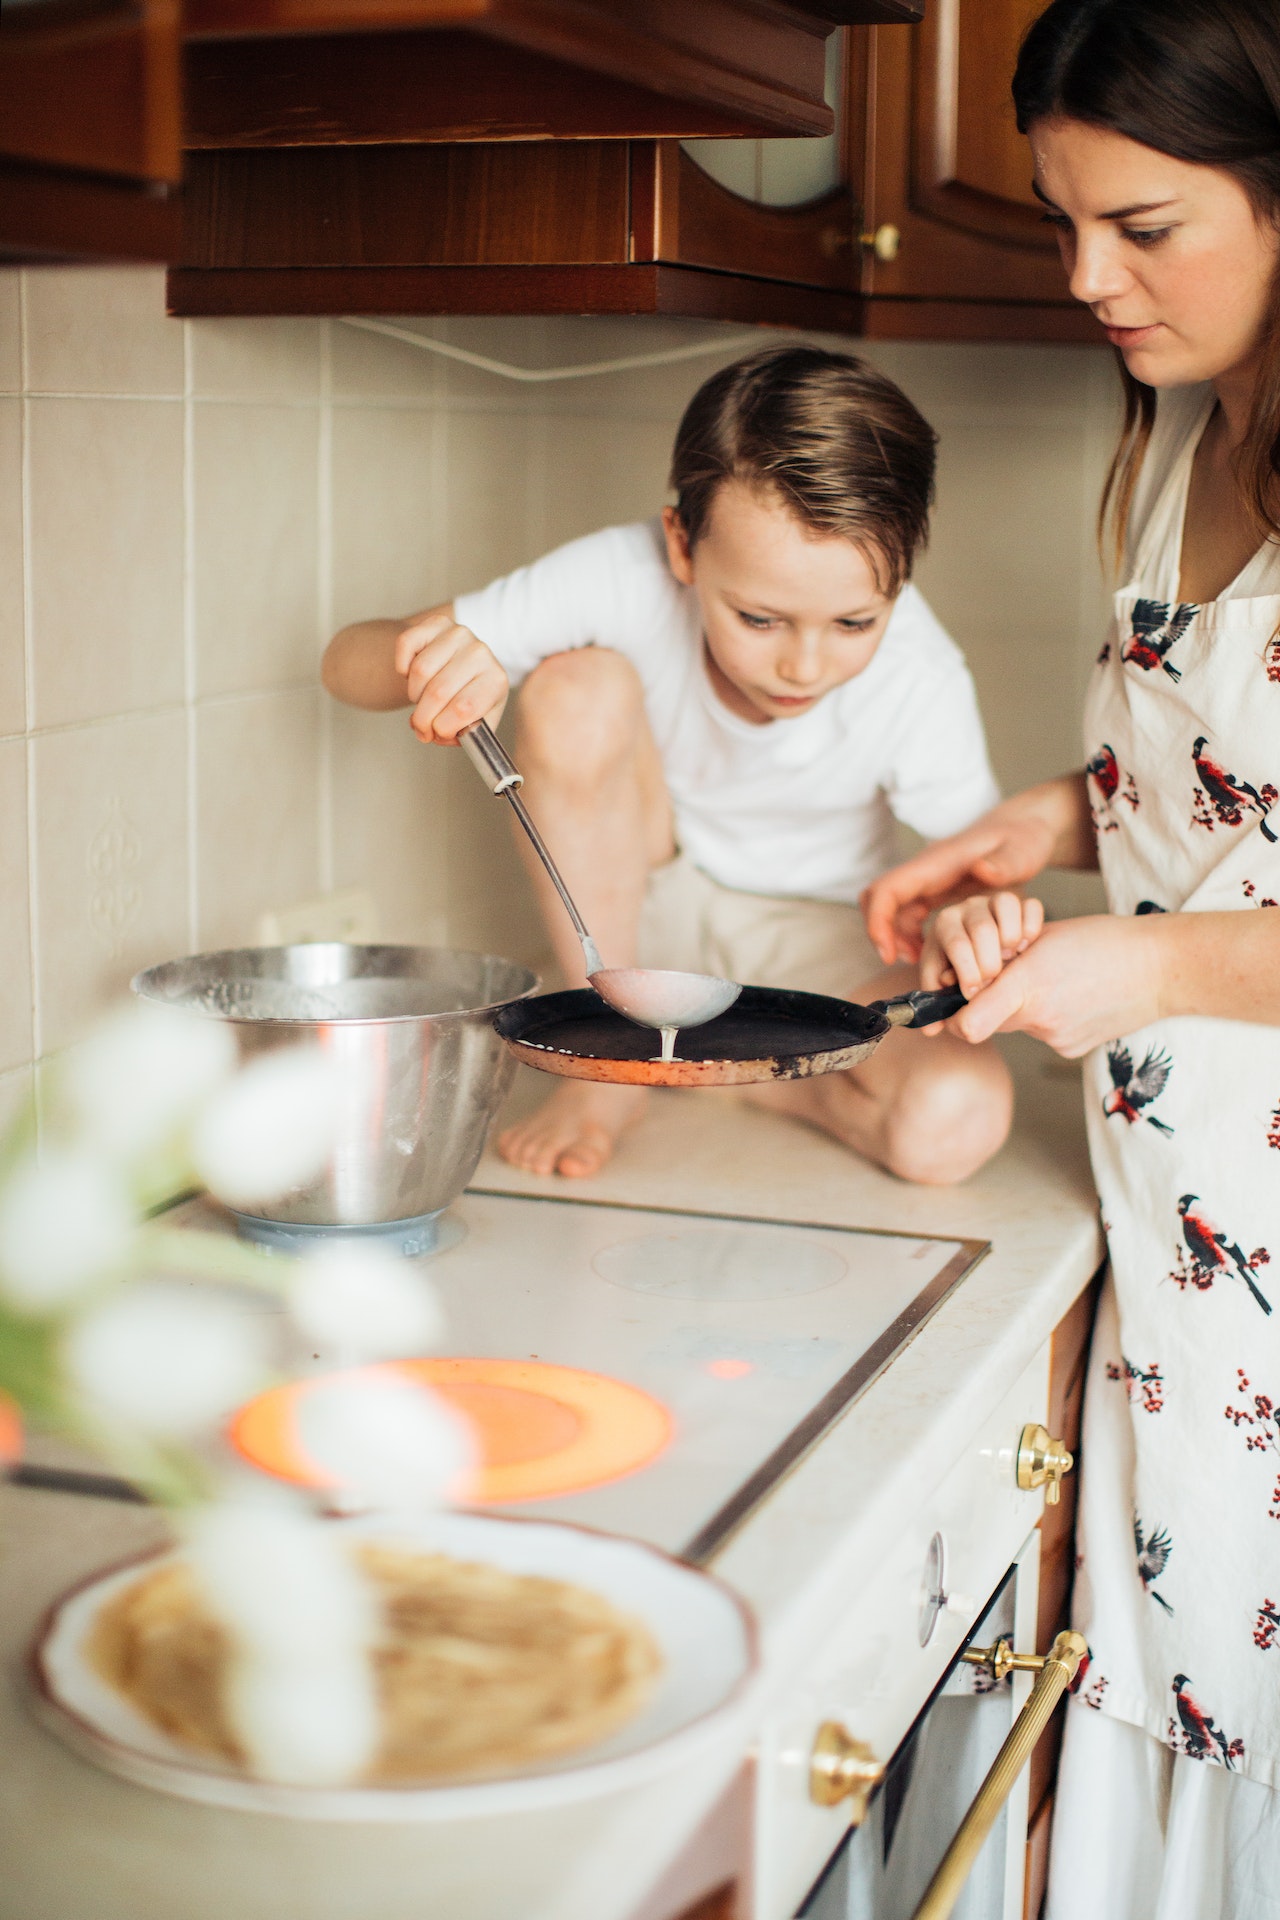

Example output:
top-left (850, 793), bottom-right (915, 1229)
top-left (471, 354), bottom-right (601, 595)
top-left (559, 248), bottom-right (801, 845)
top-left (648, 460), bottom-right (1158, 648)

top-left (1, 157), bottom-right (180, 263)
top-left (167, 260), bottom-right (869, 328)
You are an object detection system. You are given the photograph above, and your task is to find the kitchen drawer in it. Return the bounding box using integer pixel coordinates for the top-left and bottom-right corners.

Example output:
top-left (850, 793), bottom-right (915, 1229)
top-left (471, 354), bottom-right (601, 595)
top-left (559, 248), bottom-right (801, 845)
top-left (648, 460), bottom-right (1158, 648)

top-left (751, 1345), bottom-right (1052, 1920)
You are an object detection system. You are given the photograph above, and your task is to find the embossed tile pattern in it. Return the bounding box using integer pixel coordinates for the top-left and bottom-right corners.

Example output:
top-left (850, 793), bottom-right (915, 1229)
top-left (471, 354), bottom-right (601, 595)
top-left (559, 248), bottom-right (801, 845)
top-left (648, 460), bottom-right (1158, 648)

top-left (33, 712), bottom-right (189, 1053)
top-left (196, 690), bottom-right (321, 951)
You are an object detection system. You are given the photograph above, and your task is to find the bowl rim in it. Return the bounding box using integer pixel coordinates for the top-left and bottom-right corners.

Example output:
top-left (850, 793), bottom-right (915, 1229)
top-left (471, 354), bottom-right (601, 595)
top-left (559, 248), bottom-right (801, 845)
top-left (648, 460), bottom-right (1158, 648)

top-left (131, 943), bottom-right (542, 1027)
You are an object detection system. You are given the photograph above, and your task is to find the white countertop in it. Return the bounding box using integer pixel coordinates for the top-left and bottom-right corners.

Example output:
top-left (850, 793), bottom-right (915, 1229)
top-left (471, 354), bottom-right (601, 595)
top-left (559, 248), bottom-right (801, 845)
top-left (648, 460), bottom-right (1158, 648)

top-left (0, 1040), bottom-right (1104, 1920)
top-left (479, 1041), bottom-right (1103, 1634)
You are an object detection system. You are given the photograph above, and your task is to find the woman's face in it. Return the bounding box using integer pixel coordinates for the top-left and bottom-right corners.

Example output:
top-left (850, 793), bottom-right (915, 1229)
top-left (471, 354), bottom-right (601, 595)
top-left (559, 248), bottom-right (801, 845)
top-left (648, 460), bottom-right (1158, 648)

top-left (1031, 118), bottom-right (1280, 390)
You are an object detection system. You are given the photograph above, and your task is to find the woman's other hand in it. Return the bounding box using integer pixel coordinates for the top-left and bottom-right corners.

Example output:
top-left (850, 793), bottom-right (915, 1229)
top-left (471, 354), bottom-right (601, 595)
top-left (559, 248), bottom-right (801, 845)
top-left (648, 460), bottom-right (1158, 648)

top-left (941, 914), bottom-right (1165, 1056)
top-left (862, 774), bottom-right (1095, 967)
top-left (394, 609), bottom-right (509, 745)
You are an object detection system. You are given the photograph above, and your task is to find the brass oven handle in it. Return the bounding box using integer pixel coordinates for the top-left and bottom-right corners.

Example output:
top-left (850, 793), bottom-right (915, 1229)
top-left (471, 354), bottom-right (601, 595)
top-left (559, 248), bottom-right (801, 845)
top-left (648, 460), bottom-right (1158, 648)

top-left (909, 1629), bottom-right (1087, 1920)
top-left (1016, 1422), bottom-right (1074, 1505)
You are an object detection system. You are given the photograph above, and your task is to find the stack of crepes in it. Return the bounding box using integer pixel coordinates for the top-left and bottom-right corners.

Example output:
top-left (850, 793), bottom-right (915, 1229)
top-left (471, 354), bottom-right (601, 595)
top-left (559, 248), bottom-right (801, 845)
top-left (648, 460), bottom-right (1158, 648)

top-left (88, 1543), bottom-right (664, 1782)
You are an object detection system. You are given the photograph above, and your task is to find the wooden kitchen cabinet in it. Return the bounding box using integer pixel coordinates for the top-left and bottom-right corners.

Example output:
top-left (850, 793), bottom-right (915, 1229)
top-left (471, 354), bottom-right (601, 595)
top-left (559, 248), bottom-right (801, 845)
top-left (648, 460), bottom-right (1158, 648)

top-left (855, 3), bottom-right (1099, 341)
top-left (170, 2), bottom-right (1102, 343)
top-left (0, 0), bottom-right (182, 262)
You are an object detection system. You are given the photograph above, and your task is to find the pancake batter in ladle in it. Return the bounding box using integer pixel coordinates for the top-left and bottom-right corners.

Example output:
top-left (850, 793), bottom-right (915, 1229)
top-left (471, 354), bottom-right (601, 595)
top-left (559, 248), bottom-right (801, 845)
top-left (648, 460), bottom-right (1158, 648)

top-left (459, 722), bottom-right (741, 1062)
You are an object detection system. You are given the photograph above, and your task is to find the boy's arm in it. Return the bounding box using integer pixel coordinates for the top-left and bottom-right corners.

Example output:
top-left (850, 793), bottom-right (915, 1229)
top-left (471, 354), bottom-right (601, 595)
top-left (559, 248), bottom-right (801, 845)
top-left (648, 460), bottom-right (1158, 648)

top-left (322, 604), bottom-right (508, 743)
top-left (323, 609), bottom-right (456, 711)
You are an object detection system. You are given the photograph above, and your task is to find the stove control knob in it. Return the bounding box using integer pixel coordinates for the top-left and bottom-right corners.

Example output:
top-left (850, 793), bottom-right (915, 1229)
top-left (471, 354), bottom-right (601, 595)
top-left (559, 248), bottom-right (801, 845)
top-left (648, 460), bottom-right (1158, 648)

top-left (1016, 1423), bottom-right (1074, 1506)
top-left (809, 1722), bottom-right (885, 1822)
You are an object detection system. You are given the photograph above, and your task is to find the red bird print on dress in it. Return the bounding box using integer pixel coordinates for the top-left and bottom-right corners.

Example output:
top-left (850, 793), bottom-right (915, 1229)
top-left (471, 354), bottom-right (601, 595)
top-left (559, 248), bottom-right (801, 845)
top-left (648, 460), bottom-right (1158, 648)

top-left (1191, 736), bottom-right (1278, 841)
top-left (1177, 1195), bottom-right (1273, 1315)
top-left (1134, 1514), bottom-right (1174, 1614)
top-left (1104, 1044), bottom-right (1174, 1134)
top-left (1086, 744), bottom-right (1138, 830)
top-left (1123, 598), bottom-right (1198, 681)
top-left (1087, 743), bottom-right (1120, 803)
top-left (1169, 1675), bottom-right (1244, 1767)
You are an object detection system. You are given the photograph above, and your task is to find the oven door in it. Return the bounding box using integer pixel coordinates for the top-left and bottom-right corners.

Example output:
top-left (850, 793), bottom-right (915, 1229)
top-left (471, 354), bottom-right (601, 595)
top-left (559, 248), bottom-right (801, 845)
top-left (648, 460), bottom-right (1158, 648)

top-left (798, 1565), bottom-right (1031, 1920)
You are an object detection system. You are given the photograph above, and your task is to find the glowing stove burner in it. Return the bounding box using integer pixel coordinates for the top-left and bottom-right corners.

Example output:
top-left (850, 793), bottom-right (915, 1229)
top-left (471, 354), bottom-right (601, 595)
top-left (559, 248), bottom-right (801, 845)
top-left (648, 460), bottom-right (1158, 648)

top-left (228, 1357), bottom-right (673, 1503)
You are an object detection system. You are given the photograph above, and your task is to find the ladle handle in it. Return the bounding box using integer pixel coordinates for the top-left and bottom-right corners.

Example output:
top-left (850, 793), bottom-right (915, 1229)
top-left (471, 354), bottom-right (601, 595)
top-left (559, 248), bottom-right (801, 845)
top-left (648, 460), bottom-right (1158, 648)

top-left (458, 722), bottom-right (604, 978)
top-left (882, 987), bottom-right (968, 1029)
top-left (459, 719), bottom-right (522, 794)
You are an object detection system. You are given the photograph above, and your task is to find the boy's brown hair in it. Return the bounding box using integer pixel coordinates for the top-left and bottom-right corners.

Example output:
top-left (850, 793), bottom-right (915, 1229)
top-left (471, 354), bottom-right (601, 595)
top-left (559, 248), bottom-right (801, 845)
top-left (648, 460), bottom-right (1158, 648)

top-left (669, 345), bottom-right (937, 594)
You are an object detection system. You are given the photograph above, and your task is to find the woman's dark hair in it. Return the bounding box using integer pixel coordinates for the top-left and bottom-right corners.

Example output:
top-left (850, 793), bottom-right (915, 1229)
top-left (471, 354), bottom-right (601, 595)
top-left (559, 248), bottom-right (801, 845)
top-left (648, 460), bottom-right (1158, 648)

top-left (1013, 0), bottom-right (1280, 566)
top-left (668, 346), bottom-right (936, 594)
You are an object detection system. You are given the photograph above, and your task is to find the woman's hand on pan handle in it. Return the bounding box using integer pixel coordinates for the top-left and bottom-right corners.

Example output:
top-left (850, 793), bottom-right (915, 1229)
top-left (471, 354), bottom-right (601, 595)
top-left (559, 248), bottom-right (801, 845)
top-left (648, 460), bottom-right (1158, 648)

top-left (934, 912), bottom-right (1170, 1055)
top-left (861, 773), bottom-right (1095, 967)
top-left (394, 606), bottom-right (510, 746)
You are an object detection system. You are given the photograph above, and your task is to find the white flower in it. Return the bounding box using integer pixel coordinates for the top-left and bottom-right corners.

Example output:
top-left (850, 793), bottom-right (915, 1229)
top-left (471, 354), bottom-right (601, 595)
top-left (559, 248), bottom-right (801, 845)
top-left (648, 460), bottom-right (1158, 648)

top-left (187, 1492), bottom-right (378, 1661)
top-left (190, 1049), bottom-right (342, 1208)
top-left (297, 1371), bottom-right (476, 1511)
top-left (287, 1243), bottom-right (444, 1364)
top-left (0, 1149), bottom-right (135, 1312)
top-left (63, 1287), bottom-right (269, 1435)
top-left (64, 1001), bottom-right (237, 1166)
top-left (187, 1495), bottom-right (380, 1785)
top-left (227, 1650), bottom-right (379, 1787)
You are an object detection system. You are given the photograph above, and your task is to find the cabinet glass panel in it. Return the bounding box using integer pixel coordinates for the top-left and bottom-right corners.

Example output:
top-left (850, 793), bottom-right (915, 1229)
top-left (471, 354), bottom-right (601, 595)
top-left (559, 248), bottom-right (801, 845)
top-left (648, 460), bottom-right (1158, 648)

top-left (683, 31), bottom-right (844, 208)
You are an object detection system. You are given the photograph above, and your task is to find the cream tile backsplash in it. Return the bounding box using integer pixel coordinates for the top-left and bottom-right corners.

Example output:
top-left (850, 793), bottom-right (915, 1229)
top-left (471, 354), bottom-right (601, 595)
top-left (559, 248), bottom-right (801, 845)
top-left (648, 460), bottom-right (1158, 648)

top-left (28, 394), bottom-right (184, 727)
top-left (32, 709), bottom-right (189, 1053)
top-left (192, 402), bottom-right (320, 698)
top-left (0, 738), bottom-right (32, 1073)
top-left (0, 399), bottom-right (23, 736)
top-left (0, 265), bottom-right (1114, 1091)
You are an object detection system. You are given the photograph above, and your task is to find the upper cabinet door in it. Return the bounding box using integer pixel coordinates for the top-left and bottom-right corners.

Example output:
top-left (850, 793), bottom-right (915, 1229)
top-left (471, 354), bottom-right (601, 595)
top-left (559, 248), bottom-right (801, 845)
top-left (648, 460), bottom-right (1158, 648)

top-left (858, 2), bottom-right (1098, 334)
top-left (0, 0), bottom-right (182, 261)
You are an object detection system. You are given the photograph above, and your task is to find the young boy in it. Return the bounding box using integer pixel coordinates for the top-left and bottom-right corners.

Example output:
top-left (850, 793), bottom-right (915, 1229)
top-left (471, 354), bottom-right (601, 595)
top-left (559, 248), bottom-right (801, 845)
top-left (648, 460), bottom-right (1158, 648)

top-left (323, 346), bottom-right (1013, 1183)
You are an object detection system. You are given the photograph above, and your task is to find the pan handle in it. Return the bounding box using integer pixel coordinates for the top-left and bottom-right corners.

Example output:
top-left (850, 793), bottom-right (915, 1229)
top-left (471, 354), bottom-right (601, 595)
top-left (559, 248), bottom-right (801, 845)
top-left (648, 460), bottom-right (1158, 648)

top-left (880, 988), bottom-right (968, 1030)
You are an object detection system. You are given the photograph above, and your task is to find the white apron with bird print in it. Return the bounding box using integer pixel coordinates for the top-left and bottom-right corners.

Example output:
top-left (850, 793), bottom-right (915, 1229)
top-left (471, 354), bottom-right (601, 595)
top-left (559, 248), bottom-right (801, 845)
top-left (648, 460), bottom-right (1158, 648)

top-left (1071, 384), bottom-right (1280, 1793)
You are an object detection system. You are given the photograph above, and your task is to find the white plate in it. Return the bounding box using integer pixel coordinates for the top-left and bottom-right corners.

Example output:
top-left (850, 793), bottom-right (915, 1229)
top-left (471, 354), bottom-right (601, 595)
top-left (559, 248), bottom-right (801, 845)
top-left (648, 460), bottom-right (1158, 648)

top-left (30, 1510), bottom-right (757, 1822)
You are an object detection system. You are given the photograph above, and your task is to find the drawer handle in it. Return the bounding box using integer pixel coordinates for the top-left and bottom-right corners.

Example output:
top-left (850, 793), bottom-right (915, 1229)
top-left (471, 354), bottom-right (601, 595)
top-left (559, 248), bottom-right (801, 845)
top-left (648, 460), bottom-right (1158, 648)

top-left (1016, 1422), bottom-right (1073, 1505)
top-left (910, 1630), bottom-right (1087, 1920)
top-left (809, 1722), bottom-right (885, 1824)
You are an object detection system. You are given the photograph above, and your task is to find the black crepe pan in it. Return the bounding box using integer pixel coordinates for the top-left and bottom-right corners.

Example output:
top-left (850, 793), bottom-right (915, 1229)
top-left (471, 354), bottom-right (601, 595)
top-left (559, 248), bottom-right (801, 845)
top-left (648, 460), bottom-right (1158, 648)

top-left (493, 984), bottom-right (967, 1089)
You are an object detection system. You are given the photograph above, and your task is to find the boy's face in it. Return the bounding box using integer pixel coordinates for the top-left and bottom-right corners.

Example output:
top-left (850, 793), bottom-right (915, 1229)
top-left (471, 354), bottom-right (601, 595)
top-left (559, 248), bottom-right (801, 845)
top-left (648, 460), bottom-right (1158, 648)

top-left (662, 482), bottom-right (897, 726)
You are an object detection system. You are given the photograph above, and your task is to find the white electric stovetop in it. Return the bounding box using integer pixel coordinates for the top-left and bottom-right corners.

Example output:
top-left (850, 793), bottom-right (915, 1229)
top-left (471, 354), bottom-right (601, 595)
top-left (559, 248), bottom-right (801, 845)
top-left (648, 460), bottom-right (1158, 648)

top-left (186, 1188), bottom-right (987, 1565)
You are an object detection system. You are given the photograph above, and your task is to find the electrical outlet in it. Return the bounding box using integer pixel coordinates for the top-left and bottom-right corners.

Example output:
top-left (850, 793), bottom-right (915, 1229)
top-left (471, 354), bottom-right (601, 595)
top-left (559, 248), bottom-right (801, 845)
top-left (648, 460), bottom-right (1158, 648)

top-left (257, 888), bottom-right (379, 947)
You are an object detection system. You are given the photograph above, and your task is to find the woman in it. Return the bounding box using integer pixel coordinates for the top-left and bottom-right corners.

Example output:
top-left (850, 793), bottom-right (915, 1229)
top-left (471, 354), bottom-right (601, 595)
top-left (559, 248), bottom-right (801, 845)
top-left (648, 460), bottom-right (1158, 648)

top-left (863, 3), bottom-right (1280, 1913)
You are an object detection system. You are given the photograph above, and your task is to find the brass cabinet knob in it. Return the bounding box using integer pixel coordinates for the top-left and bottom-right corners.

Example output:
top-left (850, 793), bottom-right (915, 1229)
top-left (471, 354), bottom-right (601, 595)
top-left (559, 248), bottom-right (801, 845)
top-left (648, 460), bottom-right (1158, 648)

top-left (809, 1721), bottom-right (885, 1821)
top-left (860, 222), bottom-right (901, 261)
top-left (1016, 1422), bottom-right (1074, 1505)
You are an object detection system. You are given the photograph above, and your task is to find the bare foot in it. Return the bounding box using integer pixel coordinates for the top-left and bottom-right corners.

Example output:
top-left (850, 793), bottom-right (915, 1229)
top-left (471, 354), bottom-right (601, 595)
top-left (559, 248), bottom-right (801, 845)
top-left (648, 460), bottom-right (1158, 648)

top-left (497, 1082), bottom-right (649, 1178)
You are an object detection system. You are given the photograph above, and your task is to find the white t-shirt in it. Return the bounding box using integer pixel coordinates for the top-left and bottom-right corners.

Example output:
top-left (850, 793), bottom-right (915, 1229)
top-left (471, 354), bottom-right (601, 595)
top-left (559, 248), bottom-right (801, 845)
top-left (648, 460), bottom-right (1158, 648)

top-left (454, 519), bottom-right (999, 906)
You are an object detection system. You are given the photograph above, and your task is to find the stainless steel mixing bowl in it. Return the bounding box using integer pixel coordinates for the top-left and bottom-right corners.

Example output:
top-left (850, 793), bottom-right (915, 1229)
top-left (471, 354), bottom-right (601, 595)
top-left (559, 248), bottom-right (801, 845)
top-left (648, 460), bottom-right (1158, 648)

top-left (132, 944), bottom-right (538, 1253)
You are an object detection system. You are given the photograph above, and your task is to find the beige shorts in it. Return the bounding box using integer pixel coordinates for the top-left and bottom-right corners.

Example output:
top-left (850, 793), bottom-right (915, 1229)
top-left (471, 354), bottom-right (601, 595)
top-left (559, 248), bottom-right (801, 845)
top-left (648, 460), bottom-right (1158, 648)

top-left (636, 853), bottom-right (886, 1002)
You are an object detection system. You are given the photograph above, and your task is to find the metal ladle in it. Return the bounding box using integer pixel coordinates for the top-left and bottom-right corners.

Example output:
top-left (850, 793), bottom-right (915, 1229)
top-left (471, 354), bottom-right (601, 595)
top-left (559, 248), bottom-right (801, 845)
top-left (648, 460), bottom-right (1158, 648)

top-left (459, 720), bottom-right (741, 1057)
